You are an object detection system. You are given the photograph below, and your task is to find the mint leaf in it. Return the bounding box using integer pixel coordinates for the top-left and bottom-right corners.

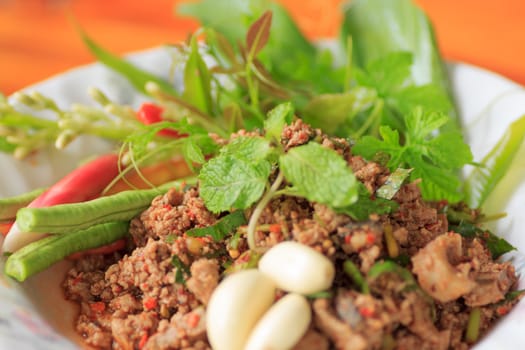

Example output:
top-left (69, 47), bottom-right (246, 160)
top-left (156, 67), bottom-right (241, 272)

top-left (220, 136), bottom-right (272, 162)
top-left (279, 142), bottom-right (358, 208)
top-left (199, 154), bottom-right (271, 213)
top-left (199, 135), bottom-right (273, 213)
top-left (186, 210), bottom-right (247, 241)
top-left (264, 102), bottom-right (294, 142)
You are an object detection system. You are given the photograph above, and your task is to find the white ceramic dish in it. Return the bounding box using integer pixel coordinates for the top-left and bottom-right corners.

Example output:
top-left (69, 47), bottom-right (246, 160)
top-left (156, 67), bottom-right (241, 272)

top-left (1, 47), bottom-right (525, 349)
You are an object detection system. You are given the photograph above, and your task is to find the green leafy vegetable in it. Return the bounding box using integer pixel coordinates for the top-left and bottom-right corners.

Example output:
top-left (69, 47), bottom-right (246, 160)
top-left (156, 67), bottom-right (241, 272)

top-left (301, 88), bottom-right (377, 136)
top-left (264, 102), bottom-right (294, 142)
top-left (199, 155), bottom-right (271, 213)
top-left (219, 135), bottom-right (273, 162)
top-left (182, 36), bottom-right (213, 114)
top-left (338, 183), bottom-right (399, 221)
top-left (279, 142), bottom-right (358, 208)
top-left (451, 221), bottom-right (516, 259)
top-left (186, 210), bottom-right (247, 241)
top-left (79, 30), bottom-right (179, 97)
top-left (342, 0), bottom-right (458, 131)
top-left (464, 114), bottom-right (525, 208)
top-left (353, 107), bottom-right (473, 202)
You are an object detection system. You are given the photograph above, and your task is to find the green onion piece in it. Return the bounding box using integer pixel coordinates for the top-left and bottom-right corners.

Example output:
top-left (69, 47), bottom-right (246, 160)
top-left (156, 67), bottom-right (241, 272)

top-left (383, 224), bottom-right (400, 258)
top-left (343, 260), bottom-right (369, 294)
top-left (465, 307), bottom-right (481, 343)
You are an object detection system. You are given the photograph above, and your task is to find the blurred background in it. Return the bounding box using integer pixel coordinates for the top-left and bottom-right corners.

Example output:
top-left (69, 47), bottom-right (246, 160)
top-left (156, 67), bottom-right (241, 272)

top-left (1, 0), bottom-right (524, 95)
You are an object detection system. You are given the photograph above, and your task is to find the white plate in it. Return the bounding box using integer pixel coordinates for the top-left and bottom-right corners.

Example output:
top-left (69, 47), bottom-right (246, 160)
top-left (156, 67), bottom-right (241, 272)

top-left (1, 48), bottom-right (525, 349)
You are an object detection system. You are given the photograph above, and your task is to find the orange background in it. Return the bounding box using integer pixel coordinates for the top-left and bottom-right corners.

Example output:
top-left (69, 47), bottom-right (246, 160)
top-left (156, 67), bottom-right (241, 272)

top-left (1, 0), bottom-right (524, 95)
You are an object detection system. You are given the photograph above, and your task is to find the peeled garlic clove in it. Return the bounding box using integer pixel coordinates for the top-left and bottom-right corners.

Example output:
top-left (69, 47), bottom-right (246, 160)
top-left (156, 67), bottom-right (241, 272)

top-left (245, 293), bottom-right (311, 350)
top-left (258, 241), bottom-right (335, 294)
top-left (206, 269), bottom-right (276, 350)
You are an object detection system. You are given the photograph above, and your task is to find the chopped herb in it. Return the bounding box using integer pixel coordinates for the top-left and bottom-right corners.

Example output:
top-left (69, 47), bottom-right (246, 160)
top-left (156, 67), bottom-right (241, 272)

top-left (171, 256), bottom-right (191, 285)
top-left (376, 168), bottom-right (412, 200)
top-left (186, 210), bottom-right (247, 241)
top-left (451, 221), bottom-right (516, 259)
top-left (343, 260), bottom-right (369, 294)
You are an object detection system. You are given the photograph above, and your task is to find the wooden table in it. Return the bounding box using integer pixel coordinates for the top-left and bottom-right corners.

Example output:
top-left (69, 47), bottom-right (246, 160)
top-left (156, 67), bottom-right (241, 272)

top-left (1, 0), bottom-right (524, 95)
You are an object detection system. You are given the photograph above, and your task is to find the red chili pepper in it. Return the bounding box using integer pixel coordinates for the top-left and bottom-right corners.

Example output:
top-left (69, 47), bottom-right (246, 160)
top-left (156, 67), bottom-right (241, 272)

top-left (3, 153), bottom-right (121, 252)
top-left (359, 306), bottom-right (375, 318)
top-left (136, 102), bottom-right (181, 138)
top-left (0, 222), bottom-right (13, 237)
top-left (138, 333), bottom-right (149, 349)
top-left (366, 232), bottom-right (376, 245)
top-left (143, 297), bottom-right (158, 311)
top-left (186, 313), bottom-right (201, 328)
top-left (71, 275), bottom-right (83, 286)
top-left (89, 301), bottom-right (106, 314)
top-left (496, 305), bottom-right (510, 316)
top-left (31, 153), bottom-right (121, 206)
top-left (269, 223), bottom-right (282, 234)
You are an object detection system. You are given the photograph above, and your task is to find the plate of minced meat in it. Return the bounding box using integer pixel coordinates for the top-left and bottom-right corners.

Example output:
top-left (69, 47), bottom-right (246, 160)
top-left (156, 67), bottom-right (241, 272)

top-left (1, 1), bottom-right (525, 349)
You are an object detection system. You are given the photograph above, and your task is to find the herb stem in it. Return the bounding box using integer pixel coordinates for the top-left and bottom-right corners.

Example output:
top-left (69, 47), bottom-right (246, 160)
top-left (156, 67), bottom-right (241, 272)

top-left (352, 98), bottom-right (384, 139)
top-left (247, 171), bottom-right (284, 250)
top-left (245, 62), bottom-right (261, 116)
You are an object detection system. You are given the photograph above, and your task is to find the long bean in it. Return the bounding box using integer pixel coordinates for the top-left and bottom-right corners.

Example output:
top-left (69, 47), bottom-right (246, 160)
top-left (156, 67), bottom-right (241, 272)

top-left (4, 221), bottom-right (129, 282)
top-left (15, 180), bottom-right (191, 234)
top-left (0, 188), bottom-right (46, 220)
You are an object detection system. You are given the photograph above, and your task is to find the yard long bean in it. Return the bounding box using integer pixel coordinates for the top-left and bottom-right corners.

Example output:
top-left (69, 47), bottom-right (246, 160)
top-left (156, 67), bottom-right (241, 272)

top-left (4, 221), bottom-right (129, 282)
top-left (0, 188), bottom-right (46, 221)
top-left (15, 179), bottom-right (192, 234)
